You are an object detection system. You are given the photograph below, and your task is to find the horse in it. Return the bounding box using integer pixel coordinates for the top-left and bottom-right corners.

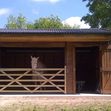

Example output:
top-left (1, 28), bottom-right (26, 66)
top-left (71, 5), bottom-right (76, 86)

top-left (31, 56), bottom-right (44, 86)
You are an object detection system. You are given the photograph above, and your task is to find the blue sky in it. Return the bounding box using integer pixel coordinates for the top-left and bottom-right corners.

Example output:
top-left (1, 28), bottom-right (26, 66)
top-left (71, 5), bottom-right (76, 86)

top-left (0, 0), bottom-right (89, 28)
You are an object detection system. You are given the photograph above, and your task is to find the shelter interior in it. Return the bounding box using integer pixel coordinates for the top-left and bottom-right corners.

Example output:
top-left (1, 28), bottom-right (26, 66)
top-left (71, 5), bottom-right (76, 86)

top-left (75, 46), bottom-right (100, 93)
top-left (0, 47), bottom-right (64, 68)
top-left (0, 47), bottom-right (65, 94)
top-left (0, 46), bottom-right (102, 94)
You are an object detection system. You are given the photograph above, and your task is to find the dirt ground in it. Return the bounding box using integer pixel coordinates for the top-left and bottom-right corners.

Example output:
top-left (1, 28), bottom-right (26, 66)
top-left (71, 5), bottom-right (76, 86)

top-left (0, 95), bottom-right (111, 107)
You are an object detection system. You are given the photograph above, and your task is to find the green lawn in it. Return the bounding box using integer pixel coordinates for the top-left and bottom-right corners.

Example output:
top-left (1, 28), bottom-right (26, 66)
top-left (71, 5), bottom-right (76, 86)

top-left (1, 104), bottom-right (111, 111)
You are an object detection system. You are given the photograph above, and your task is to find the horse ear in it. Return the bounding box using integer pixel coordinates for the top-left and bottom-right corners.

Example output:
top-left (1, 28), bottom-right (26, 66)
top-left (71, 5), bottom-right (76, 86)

top-left (37, 57), bottom-right (39, 60)
top-left (31, 56), bottom-right (33, 59)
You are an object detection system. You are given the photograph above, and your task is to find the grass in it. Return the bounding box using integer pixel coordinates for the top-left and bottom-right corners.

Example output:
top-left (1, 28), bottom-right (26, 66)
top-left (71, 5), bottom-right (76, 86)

top-left (1, 104), bottom-right (111, 111)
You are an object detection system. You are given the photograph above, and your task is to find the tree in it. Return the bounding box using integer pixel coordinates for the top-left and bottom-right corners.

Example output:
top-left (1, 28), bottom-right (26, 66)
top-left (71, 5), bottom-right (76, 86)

top-left (63, 24), bottom-right (80, 29)
top-left (16, 14), bottom-right (27, 29)
top-left (27, 22), bottom-right (35, 29)
top-left (6, 15), bottom-right (18, 29)
top-left (34, 15), bottom-right (63, 29)
top-left (81, 0), bottom-right (111, 28)
top-left (5, 14), bottom-right (80, 29)
top-left (34, 15), bottom-right (80, 29)
top-left (6, 14), bottom-right (29, 29)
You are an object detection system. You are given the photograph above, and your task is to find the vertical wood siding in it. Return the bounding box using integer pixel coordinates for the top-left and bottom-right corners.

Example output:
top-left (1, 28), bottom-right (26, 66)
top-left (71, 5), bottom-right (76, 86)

top-left (101, 45), bottom-right (111, 94)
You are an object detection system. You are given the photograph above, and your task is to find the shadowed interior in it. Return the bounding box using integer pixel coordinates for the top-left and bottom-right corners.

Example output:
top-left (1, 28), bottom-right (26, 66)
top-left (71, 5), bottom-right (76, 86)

top-left (76, 47), bottom-right (100, 93)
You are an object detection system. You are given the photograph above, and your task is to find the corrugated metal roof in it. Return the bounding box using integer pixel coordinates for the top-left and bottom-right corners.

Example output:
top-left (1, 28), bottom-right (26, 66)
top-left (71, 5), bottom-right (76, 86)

top-left (0, 29), bottom-right (111, 34)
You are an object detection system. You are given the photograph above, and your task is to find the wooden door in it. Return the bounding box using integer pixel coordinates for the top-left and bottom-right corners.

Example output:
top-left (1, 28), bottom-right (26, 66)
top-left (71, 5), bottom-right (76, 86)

top-left (101, 45), bottom-right (111, 94)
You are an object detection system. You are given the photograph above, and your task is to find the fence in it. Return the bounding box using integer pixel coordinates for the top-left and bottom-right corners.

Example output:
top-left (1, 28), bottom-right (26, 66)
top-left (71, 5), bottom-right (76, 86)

top-left (0, 67), bottom-right (66, 94)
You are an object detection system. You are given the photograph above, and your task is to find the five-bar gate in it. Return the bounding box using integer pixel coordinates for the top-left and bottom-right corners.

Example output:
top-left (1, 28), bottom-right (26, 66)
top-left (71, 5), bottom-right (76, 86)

top-left (0, 67), bottom-right (66, 94)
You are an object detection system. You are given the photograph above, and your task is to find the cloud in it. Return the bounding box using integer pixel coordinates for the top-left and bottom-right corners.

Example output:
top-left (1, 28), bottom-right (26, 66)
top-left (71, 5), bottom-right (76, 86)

top-left (0, 8), bottom-right (11, 16)
top-left (32, 0), bottom-right (60, 3)
top-left (62, 17), bottom-right (90, 29)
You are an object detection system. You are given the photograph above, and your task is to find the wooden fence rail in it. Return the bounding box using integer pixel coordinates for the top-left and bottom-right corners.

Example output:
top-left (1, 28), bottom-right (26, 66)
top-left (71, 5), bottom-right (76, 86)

top-left (0, 67), bottom-right (66, 94)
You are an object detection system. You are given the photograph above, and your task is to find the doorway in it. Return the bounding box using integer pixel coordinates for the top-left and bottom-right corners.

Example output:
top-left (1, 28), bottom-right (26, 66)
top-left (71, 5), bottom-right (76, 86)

top-left (76, 47), bottom-right (100, 93)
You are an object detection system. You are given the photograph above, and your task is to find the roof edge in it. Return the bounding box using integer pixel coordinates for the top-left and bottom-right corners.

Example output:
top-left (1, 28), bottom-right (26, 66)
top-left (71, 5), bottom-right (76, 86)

top-left (0, 28), bottom-right (111, 34)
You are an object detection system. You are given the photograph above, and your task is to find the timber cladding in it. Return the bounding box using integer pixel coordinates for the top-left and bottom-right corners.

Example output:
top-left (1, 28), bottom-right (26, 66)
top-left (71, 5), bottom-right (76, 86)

top-left (101, 44), bottom-right (111, 94)
top-left (0, 33), bottom-right (111, 42)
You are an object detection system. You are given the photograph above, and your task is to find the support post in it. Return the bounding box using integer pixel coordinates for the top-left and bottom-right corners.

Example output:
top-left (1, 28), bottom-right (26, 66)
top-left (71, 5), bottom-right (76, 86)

top-left (65, 43), bottom-right (76, 94)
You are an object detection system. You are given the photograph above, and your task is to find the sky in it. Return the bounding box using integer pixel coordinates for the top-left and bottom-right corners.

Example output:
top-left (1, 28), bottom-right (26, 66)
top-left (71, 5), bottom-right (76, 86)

top-left (0, 0), bottom-right (90, 28)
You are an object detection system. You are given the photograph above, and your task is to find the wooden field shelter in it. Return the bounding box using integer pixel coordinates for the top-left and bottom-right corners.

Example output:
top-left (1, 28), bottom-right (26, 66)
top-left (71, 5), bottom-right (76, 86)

top-left (0, 29), bottom-right (111, 94)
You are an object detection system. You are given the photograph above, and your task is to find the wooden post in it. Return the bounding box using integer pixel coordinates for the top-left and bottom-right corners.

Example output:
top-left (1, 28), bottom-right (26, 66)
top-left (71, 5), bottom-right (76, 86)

top-left (65, 43), bottom-right (76, 94)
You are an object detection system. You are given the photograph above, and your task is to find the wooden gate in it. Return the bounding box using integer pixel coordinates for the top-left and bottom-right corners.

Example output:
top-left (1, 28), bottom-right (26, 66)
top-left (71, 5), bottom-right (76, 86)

top-left (0, 67), bottom-right (66, 94)
top-left (101, 46), bottom-right (111, 94)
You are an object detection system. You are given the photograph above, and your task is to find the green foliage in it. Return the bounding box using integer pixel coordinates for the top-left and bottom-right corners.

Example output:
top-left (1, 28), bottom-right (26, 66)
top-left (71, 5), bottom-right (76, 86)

top-left (34, 15), bottom-right (80, 29)
top-left (82, 0), bottom-right (111, 28)
top-left (5, 14), bottom-right (80, 29)
top-left (63, 24), bottom-right (80, 29)
top-left (16, 14), bottom-right (27, 29)
top-left (6, 14), bottom-right (28, 29)
top-left (27, 22), bottom-right (35, 29)
top-left (6, 15), bottom-right (18, 29)
top-left (34, 15), bottom-right (63, 29)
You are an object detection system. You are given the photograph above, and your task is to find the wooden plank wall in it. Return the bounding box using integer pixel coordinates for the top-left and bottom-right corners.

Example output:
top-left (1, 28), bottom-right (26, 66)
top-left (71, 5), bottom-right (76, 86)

top-left (101, 44), bottom-right (111, 94)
